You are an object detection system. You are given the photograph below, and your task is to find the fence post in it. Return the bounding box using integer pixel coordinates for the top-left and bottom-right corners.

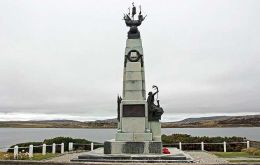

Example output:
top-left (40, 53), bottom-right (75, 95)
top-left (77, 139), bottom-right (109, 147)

top-left (179, 142), bottom-right (182, 150)
top-left (201, 142), bottom-right (204, 151)
top-left (223, 141), bottom-right (226, 152)
top-left (52, 143), bottom-right (56, 154)
top-left (247, 141), bottom-right (250, 149)
top-left (42, 144), bottom-right (46, 155)
top-left (14, 145), bottom-right (18, 159)
top-left (69, 142), bottom-right (73, 151)
top-left (29, 145), bottom-right (33, 158)
top-left (91, 142), bottom-right (94, 151)
top-left (61, 143), bottom-right (64, 154)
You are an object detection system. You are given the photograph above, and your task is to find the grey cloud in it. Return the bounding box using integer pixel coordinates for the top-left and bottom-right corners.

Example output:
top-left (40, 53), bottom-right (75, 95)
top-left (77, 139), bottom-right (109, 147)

top-left (0, 0), bottom-right (259, 120)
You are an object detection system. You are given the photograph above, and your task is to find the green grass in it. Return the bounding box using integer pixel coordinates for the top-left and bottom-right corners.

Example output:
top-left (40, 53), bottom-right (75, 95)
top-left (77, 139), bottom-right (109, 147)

top-left (228, 160), bottom-right (260, 163)
top-left (212, 152), bottom-right (260, 158)
top-left (0, 152), bottom-right (58, 160)
top-left (31, 153), bottom-right (58, 160)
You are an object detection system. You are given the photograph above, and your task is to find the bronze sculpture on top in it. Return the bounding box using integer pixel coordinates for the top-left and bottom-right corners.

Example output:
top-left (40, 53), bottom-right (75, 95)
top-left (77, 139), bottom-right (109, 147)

top-left (123, 3), bottom-right (146, 27)
top-left (123, 3), bottom-right (146, 39)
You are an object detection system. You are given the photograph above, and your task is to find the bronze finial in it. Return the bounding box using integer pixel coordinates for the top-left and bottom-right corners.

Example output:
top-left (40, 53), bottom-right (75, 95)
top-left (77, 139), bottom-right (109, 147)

top-left (123, 3), bottom-right (146, 27)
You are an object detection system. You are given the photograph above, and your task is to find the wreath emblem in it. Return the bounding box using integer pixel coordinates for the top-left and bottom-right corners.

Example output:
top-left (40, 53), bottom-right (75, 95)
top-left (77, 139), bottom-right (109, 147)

top-left (127, 50), bottom-right (142, 62)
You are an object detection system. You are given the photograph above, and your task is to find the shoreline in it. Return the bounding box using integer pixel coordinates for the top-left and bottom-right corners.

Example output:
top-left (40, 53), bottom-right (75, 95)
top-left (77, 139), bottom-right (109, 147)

top-left (0, 126), bottom-right (260, 129)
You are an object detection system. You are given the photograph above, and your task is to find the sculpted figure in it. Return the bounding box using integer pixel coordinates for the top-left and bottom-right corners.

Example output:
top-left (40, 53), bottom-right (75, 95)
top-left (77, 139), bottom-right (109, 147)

top-left (147, 85), bottom-right (164, 121)
top-left (117, 95), bottom-right (122, 121)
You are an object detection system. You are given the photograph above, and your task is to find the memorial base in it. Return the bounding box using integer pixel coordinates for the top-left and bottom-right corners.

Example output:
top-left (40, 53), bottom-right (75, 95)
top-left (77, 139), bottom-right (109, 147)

top-left (72, 147), bottom-right (193, 163)
top-left (104, 139), bottom-right (162, 154)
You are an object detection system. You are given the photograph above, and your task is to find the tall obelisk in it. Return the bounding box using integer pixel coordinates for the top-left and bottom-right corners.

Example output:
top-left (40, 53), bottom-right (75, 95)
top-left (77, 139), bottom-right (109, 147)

top-left (122, 30), bottom-right (146, 100)
top-left (104, 4), bottom-right (162, 154)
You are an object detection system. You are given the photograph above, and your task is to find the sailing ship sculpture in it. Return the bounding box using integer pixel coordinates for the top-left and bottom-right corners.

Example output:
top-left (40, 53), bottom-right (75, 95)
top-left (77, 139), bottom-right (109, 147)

top-left (123, 3), bottom-right (147, 27)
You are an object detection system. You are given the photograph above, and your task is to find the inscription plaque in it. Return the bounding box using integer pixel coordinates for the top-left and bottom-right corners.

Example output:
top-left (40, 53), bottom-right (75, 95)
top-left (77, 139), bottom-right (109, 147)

top-left (123, 104), bottom-right (145, 117)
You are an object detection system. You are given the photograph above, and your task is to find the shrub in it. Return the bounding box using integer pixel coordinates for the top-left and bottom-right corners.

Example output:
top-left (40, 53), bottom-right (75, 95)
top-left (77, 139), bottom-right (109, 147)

top-left (253, 150), bottom-right (260, 156)
top-left (0, 152), bottom-right (14, 160)
top-left (8, 137), bottom-right (100, 153)
top-left (162, 134), bottom-right (247, 151)
top-left (17, 152), bottom-right (29, 160)
top-left (242, 147), bottom-right (258, 154)
top-left (7, 142), bottom-right (42, 153)
top-left (43, 137), bottom-right (93, 152)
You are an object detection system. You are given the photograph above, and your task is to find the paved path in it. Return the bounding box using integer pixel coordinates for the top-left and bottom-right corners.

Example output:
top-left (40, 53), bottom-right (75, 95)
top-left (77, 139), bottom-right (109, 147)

top-left (44, 151), bottom-right (87, 163)
top-left (185, 151), bottom-right (229, 164)
top-left (46, 151), bottom-right (230, 164)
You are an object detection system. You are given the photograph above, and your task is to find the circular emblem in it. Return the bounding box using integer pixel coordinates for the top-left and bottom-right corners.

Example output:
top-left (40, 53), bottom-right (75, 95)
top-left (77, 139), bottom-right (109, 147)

top-left (127, 50), bottom-right (142, 62)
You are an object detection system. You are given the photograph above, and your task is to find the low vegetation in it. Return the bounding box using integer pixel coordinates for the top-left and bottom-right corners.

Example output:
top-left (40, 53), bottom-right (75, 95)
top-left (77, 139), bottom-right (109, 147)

top-left (31, 153), bottom-right (58, 160)
top-left (2, 137), bottom-right (101, 160)
top-left (7, 137), bottom-right (101, 153)
top-left (0, 152), bottom-right (57, 160)
top-left (213, 148), bottom-right (260, 163)
top-left (242, 147), bottom-right (260, 156)
top-left (228, 160), bottom-right (260, 163)
top-left (213, 152), bottom-right (253, 158)
top-left (162, 134), bottom-right (247, 151)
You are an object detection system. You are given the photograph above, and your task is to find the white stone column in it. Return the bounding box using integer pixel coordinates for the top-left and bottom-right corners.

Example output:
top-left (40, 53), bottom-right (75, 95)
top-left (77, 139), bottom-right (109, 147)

top-left (52, 143), bottom-right (56, 154)
top-left (91, 142), bottom-right (94, 151)
top-left (247, 141), bottom-right (250, 149)
top-left (150, 121), bottom-right (161, 141)
top-left (14, 146), bottom-right (18, 159)
top-left (123, 38), bottom-right (146, 100)
top-left (179, 142), bottom-right (182, 150)
top-left (69, 142), bottom-right (73, 151)
top-left (223, 141), bottom-right (227, 152)
top-left (42, 144), bottom-right (46, 155)
top-left (61, 143), bottom-right (64, 154)
top-left (201, 142), bottom-right (204, 151)
top-left (29, 145), bottom-right (33, 158)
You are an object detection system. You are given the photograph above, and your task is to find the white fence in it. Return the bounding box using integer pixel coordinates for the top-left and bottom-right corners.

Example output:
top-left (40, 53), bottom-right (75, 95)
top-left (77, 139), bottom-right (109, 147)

top-left (162, 141), bottom-right (250, 152)
top-left (0, 141), bottom-right (250, 159)
top-left (0, 142), bottom-right (67, 159)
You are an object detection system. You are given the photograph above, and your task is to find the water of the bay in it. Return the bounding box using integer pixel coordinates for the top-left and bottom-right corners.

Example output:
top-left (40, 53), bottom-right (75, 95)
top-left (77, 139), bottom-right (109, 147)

top-left (0, 127), bottom-right (259, 149)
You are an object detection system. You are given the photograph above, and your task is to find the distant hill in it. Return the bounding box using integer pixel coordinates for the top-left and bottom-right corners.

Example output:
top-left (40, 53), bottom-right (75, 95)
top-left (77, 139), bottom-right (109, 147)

top-left (163, 115), bottom-right (260, 128)
top-left (177, 116), bottom-right (230, 123)
top-left (94, 118), bottom-right (117, 123)
top-left (0, 115), bottom-right (259, 128)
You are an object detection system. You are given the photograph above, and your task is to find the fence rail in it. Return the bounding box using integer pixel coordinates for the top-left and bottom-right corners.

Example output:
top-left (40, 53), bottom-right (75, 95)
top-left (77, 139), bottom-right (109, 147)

top-left (162, 141), bottom-right (249, 152)
top-left (1, 140), bottom-right (251, 159)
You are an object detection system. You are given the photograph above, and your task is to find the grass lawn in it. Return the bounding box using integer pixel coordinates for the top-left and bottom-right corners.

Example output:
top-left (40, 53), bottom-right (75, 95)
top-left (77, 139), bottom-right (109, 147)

top-left (212, 152), bottom-right (260, 158)
top-left (0, 152), bottom-right (58, 160)
top-left (31, 153), bottom-right (58, 160)
top-left (228, 159), bottom-right (260, 163)
top-left (213, 152), bottom-right (260, 163)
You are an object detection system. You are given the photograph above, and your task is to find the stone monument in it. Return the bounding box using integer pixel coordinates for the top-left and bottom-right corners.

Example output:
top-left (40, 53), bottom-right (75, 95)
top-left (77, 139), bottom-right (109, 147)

top-left (73, 3), bottom-right (193, 163)
top-left (104, 3), bottom-right (164, 154)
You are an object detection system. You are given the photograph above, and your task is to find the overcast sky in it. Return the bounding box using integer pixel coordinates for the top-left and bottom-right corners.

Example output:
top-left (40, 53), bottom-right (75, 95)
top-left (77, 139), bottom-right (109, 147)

top-left (0, 0), bottom-right (260, 121)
